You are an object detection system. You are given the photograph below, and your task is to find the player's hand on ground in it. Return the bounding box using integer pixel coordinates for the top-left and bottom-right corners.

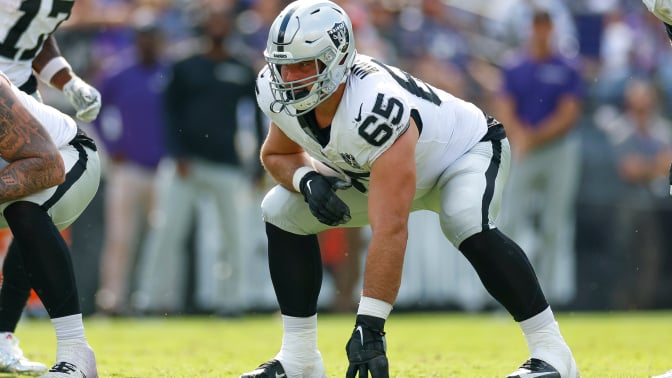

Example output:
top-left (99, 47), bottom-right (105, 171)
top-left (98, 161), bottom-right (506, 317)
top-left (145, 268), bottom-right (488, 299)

top-left (63, 76), bottom-right (102, 122)
top-left (298, 171), bottom-right (351, 226)
top-left (345, 319), bottom-right (389, 378)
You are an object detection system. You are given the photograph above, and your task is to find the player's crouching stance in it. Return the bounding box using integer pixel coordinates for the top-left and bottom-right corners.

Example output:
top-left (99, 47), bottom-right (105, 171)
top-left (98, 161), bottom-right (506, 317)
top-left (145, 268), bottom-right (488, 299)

top-left (240, 1), bottom-right (579, 377)
top-left (0, 72), bottom-right (100, 377)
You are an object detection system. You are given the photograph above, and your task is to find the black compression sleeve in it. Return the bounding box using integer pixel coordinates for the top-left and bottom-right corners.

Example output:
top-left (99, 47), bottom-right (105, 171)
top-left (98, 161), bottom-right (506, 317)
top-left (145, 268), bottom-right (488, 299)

top-left (3, 201), bottom-right (80, 318)
top-left (459, 228), bottom-right (549, 322)
top-left (266, 222), bottom-right (323, 317)
top-left (0, 241), bottom-right (31, 332)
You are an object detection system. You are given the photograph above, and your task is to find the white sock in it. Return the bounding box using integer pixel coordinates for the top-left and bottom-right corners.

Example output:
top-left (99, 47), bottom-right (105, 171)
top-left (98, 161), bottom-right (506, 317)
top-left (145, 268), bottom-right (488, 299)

top-left (50, 315), bottom-right (96, 375)
top-left (519, 307), bottom-right (573, 374)
top-left (275, 314), bottom-right (322, 377)
top-left (519, 306), bottom-right (555, 336)
top-left (52, 314), bottom-right (86, 342)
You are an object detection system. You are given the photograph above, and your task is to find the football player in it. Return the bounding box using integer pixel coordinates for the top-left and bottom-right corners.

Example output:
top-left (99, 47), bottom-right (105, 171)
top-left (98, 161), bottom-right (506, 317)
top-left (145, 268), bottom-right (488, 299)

top-left (643, 2), bottom-right (672, 376)
top-left (1, 0), bottom-right (101, 119)
top-left (240, 1), bottom-right (579, 377)
top-left (0, 0), bottom-right (101, 373)
top-left (0, 71), bottom-right (100, 377)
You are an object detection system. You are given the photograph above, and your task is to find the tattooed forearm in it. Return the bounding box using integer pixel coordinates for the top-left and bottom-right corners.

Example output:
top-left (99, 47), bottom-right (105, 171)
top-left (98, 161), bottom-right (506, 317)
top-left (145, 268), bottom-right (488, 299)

top-left (0, 78), bottom-right (65, 203)
top-left (0, 157), bottom-right (64, 203)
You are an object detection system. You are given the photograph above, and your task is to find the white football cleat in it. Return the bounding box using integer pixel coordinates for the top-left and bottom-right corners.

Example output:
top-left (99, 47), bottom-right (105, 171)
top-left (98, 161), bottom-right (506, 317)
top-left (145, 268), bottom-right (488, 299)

top-left (240, 359), bottom-right (287, 378)
top-left (39, 340), bottom-right (98, 378)
top-left (507, 357), bottom-right (580, 378)
top-left (0, 332), bottom-right (47, 373)
top-left (241, 351), bottom-right (326, 378)
top-left (40, 362), bottom-right (87, 378)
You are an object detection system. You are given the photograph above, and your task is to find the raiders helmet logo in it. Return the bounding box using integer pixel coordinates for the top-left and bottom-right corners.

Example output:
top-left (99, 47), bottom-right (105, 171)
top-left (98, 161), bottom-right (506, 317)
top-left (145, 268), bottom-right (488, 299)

top-left (327, 22), bottom-right (349, 53)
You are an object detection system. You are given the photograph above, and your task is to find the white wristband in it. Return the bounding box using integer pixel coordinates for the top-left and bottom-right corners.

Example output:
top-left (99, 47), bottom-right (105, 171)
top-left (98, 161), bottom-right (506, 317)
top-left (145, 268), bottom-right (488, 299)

top-left (292, 166), bottom-right (315, 192)
top-left (38, 56), bottom-right (71, 84)
top-left (357, 296), bottom-right (393, 320)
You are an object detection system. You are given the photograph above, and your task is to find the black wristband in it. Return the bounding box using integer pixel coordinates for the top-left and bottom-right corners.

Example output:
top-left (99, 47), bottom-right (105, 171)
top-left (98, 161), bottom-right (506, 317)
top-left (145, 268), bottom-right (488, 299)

top-left (665, 23), bottom-right (672, 42)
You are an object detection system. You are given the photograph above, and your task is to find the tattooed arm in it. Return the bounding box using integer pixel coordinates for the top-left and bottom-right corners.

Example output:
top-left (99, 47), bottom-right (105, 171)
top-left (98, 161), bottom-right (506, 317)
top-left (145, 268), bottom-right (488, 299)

top-left (0, 76), bottom-right (65, 204)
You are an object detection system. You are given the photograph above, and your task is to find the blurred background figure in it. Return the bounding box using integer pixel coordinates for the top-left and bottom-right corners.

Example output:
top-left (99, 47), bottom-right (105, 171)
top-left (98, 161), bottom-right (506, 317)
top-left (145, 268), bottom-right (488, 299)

top-left (496, 9), bottom-right (584, 306)
top-left (132, 2), bottom-right (265, 316)
top-left (93, 9), bottom-right (169, 316)
top-left (484, 0), bottom-right (578, 57)
top-left (597, 76), bottom-right (672, 309)
top-left (317, 228), bottom-right (365, 313)
top-left (237, 0), bottom-right (288, 70)
top-left (395, 0), bottom-right (471, 72)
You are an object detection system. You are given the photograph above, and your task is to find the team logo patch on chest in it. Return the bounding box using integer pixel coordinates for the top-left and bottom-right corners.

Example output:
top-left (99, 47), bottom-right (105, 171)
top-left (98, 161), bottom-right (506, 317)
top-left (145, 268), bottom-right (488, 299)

top-left (340, 153), bottom-right (360, 169)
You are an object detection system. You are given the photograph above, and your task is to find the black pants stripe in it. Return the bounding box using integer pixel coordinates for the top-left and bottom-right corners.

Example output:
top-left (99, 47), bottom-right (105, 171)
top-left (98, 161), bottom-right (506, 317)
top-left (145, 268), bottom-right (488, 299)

top-left (40, 142), bottom-right (89, 211)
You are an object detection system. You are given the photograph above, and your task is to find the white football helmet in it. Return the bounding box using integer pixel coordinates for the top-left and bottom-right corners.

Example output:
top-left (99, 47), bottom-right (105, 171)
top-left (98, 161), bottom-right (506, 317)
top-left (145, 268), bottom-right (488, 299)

top-left (264, 0), bottom-right (356, 116)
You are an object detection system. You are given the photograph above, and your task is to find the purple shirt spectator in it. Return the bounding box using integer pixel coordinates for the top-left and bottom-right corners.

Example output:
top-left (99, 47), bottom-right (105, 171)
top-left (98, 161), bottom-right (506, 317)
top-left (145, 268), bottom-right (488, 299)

top-left (95, 62), bottom-right (168, 168)
top-left (501, 53), bottom-right (584, 128)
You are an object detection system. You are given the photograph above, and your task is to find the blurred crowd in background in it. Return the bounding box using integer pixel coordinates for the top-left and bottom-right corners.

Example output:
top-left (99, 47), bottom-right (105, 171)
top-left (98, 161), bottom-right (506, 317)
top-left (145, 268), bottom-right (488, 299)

top-left (24, 0), bottom-right (672, 317)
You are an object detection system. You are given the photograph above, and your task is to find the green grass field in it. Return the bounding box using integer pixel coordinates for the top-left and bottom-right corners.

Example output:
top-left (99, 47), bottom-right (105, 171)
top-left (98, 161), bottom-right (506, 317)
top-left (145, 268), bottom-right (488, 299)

top-left (5, 311), bottom-right (671, 377)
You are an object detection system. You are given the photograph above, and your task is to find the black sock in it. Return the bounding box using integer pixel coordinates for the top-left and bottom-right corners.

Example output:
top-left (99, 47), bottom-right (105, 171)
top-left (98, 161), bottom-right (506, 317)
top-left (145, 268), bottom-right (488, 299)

top-left (266, 222), bottom-right (322, 317)
top-left (459, 228), bottom-right (548, 321)
top-left (0, 241), bottom-right (31, 332)
top-left (4, 202), bottom-right (80, 318)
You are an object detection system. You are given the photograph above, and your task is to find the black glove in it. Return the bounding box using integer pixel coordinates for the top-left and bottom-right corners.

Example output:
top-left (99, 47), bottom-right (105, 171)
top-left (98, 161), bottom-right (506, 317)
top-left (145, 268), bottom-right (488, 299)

top-left (299, 171), bottom-right (352, 226)
top-left (345, 315), bottom-right (389, 378)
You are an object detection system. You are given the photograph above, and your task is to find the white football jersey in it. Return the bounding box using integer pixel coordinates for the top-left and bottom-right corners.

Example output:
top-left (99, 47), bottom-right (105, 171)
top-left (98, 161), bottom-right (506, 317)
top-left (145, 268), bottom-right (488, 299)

top-left (0, 0), bottom-right (74, 87)
top-left (643, 0), bottom-right (672, 24)
top-left (1, 71), bottom-right (76, 148)
top-left (256, 54), bottom-right (487, 197)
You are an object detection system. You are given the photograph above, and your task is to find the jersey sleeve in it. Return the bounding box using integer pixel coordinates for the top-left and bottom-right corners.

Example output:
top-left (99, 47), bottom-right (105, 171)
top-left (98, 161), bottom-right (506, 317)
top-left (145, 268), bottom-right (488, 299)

top-left (6, 76), bottom-right (77, 148)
